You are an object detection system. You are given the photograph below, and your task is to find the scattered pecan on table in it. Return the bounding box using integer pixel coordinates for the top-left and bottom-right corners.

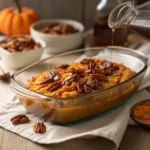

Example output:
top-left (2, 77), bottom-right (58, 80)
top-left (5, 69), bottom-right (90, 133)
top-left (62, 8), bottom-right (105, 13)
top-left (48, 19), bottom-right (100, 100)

top-left (33, 122), bottom-right (46, 133)
top-left (0, 66), bottom-right (11, 83)
top-left (10, 114), bottom-right (30, 125)
top-left (40, 71), bottom-right (60, 84)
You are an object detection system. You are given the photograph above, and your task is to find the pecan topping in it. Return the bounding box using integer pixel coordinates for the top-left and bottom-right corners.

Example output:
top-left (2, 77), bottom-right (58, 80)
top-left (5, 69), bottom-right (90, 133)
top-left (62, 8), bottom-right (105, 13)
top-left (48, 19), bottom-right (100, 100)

top-left (48, 81), bottom-right (62, 92)
top-left (76, 77), bottom-right (102, 93)
top-left (11, 114), bottom-right (29, 125)
top-left (85, 62), bottom-right (96, 73)
top-left (101, 66), bottom-right (119, 76)
top-left (76, 83), bottom-right (85, 93)
top-left (90, 74), bottom-right (107, 81)
top-left (85, 77), bottom-right (102, 90)
top-left (62, 74), bottom-right (79, 86)
top-left (55, 64), bottom-right (69, 69)
top-left (40, 77), bottom-right (53, 84)
top-left (80, 58), bottom-right (94, 64)
top-left (33, 122), bottom-right (46, 133)
top-left (86, 78), bottom-right (97, 88)
top-left (40, 71), bottom-right (60, 84)
top-left (101, 60), bottom-right (112, 69)
top-left (69, 68), bottom-right (84, 74)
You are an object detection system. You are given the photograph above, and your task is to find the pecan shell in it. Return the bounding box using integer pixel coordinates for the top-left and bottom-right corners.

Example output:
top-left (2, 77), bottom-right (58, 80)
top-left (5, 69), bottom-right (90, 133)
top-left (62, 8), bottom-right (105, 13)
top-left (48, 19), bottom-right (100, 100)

top-left (11, 114), bottom-right (29, 125)
top-left (33, 122), bottom-right (46, 133)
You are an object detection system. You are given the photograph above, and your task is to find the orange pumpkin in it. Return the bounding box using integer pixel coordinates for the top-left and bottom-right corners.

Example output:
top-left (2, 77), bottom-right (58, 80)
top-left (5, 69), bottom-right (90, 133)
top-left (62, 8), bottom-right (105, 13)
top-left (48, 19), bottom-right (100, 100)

top-left (0, 0), bottom-right (38, 35)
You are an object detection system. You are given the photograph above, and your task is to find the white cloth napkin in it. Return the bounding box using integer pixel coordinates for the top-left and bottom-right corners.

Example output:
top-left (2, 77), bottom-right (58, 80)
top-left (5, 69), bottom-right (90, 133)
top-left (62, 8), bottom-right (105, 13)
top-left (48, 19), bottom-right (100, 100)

top-left (0, 42), bottom-right (150, 149)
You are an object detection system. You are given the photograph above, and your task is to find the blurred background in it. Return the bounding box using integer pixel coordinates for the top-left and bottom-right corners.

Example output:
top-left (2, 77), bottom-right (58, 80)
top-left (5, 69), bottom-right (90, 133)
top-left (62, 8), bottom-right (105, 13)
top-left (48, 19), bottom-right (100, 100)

top-left (0, 0), bottom-right (148, 30)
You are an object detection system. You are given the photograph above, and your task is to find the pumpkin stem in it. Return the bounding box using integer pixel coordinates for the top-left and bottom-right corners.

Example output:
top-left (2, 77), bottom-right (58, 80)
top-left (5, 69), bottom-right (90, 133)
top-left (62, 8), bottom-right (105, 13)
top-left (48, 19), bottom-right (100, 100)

top-left (13, 0), bottom-right (21, 13)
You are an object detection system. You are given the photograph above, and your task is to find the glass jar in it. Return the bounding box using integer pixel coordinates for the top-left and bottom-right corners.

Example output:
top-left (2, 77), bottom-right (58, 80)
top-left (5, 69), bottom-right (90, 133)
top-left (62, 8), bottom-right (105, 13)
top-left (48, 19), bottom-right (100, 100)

top-left (94, 0), bottom-right (128, 46)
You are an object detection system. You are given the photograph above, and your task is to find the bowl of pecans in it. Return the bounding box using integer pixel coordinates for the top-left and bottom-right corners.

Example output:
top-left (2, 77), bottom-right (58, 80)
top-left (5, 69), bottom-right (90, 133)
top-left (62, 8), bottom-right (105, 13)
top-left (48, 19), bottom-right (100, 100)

top-left (30, 19), bottom-right (84, 53)
top-left (0, 35), bottom-right (46, 69)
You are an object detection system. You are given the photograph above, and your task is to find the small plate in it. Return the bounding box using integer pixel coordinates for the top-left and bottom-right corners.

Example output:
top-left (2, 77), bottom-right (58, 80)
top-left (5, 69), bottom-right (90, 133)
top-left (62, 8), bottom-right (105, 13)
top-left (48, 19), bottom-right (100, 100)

top-left (130, 99), bottom-right (150, 128)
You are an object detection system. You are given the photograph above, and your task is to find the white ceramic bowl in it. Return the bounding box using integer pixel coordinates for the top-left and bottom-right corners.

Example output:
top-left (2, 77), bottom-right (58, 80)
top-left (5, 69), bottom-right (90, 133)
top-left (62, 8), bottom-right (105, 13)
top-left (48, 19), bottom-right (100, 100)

top-left (0, 39), bottom-right (46, 69)
top-left (30, 19), bottom-right (84, 53)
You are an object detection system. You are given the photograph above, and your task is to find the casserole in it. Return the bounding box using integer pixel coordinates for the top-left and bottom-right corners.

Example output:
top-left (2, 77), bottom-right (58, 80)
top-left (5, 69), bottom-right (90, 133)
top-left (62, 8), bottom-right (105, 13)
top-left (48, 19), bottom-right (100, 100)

top-left (10, 46), bottom-right (148, 123)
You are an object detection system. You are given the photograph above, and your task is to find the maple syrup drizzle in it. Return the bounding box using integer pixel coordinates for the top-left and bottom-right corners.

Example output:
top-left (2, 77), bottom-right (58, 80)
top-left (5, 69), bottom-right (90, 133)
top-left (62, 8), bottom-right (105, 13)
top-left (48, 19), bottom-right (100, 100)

top-left (111, 28), bottom-right (115, 61)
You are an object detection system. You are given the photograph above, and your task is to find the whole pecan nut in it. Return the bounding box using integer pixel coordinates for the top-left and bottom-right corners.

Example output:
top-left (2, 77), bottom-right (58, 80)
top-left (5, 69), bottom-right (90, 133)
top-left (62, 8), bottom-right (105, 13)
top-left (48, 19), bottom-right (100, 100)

top-left (0, 72), bottom-right (11, 83)
top-left (11, 114), bottom-right (29, 125)
top-left (33, 122), bottom-right (46, 133)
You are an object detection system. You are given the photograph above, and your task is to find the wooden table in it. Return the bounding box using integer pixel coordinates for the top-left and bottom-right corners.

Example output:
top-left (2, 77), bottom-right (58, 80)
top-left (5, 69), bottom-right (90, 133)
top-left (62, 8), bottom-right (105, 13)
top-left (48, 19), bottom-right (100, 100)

top-left (0, 54), bottom-right (150, 150)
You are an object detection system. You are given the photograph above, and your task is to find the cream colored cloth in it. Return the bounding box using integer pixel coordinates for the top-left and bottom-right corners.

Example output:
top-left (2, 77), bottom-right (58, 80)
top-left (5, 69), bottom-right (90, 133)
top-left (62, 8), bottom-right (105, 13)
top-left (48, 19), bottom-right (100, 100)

top-left (0, 42), bottom-right (150, 149)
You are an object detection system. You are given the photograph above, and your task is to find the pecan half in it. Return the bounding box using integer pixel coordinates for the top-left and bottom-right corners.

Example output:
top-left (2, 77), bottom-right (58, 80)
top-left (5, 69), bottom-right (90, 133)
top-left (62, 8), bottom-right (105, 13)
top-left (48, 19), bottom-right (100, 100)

top-left (80, 58), bottom-right (94, 64)
top-left (62, 74), bottom-right (79, 86)
top-left (54, 64), bottom-right (69, 69)
top-left (90, 74), bottom-right (107, 81)
top-left (0, 72), bottom-right (11, 83)
top-left (101, 60), bottom-right (112, 69)
top-left (86, 77), bottom-right (96, 88)
top-left (11, 114), bottom-right (29, 125)
top-left (83, 84), bottom-right (93, 93)
top-left (48, 81), bottom-right (62, 92)
top-left (69, 68), bottom-right (84, 74)
top-left (85, 77), bottom-right (102, 90)
top-left (101, 66), bottom-right (119, 76)
top-left (40, 71), bottom-right (60, 84)
top-left (88, 62), bottom-right (96, 70)
top-left (85, 62), bottom-right (96, 73)
top-left (76, 83), bottom-right (85, 93)
top-left (33, 122), bottom-right (46, 133)
top-left (40, 77), bottom-right (53, 84)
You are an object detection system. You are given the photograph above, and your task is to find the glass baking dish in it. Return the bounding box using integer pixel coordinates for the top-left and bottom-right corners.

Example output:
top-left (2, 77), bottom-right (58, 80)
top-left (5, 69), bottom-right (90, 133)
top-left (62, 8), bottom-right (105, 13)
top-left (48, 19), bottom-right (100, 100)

top-left (10, 46), bottom-right (148, 124)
